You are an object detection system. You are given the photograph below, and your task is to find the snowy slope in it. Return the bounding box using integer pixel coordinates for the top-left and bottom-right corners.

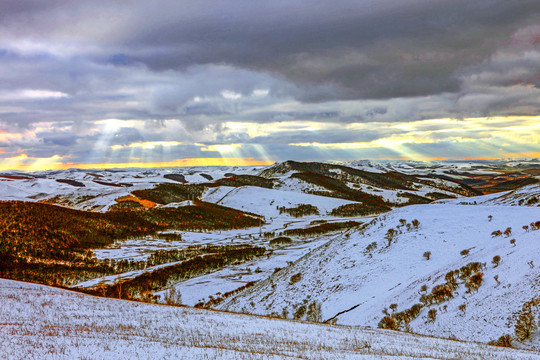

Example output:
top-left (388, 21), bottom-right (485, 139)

top-left (0, 166), bottom-right (263, 211)
top-left (438, 184), bottom-right (540, 207)
top-left (201, 185), bottom-right (356, 218)
top-left (219, 202), bottom-right (540, 350)
top-left (1, 279), bottom-right (539, 360)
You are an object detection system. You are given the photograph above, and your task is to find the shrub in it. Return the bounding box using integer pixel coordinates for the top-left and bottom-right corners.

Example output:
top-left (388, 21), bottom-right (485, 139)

top-left (515, 299), bottom-right (539, 341)
top-left (294, 304), bottom-right (307, 320)
top-left (503, 227), bottom-right (512, 237)
top-left (431, 285), bottom-right (453, 303)
top-left (278, 204), bottom-right (319, 217)
top-left (289, 273), bottom-right (302, 285)
top-left (491, 230), bottom-right (502, 237)
top-left (385, 228), bottom-right (396, 246)
top-left (164, 287), bottom-right (182, 306)
top-left (365, 242), bottom-right (377, 252)
top-left (515, 311), bottom-right (536, 341)
top-left (330, 203), bottom-right (388, 217)
top-left (460, 249), bottom-right (470, 257)
top-left (269, 236), bottom-right (293, 246)
top-left (306, 301), bottom-right (322, 322)
top-left (492, 255), bottom-right (501, 267)
top-left (378, 316), bottom-right (399, 330)
top-left (282, 221), bottom-right (361, 237)
top-left (428, 309), bottom-right (437, 322)
top-left (445, 270), bottom-right (456, 284)
top-left (510, 239), bottom-right (516, 246)
top-left (411, 219), bottom-right (420, 228)
top-left (423, 251), bottom-right (431, 260)
top-left (459, 262), bottom-right (484, 279)
top-left (395, 304), bottom-right (423, 325)
top-left (466, 273), bottom-right (483, 292)
top-left (489, 334), bottom-right (513, 348)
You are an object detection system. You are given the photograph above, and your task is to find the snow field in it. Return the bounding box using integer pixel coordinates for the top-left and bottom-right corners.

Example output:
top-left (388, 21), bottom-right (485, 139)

top-left (1, 279), bottom-right (538, 360)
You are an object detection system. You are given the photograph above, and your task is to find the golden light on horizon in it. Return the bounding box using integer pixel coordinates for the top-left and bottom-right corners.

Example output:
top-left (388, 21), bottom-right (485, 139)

top-left (0, 115), bottom-right (538, 171)
top-left (0, 154), bottom-right (273, 172)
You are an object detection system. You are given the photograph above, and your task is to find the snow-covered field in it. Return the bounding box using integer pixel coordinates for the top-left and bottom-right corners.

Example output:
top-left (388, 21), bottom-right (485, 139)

top-left (1, 278), bottom-right (539, 360)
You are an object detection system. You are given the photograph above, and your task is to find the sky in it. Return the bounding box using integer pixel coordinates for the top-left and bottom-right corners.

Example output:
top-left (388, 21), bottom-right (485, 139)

top-left (0, 0), bottom-right (539, 171)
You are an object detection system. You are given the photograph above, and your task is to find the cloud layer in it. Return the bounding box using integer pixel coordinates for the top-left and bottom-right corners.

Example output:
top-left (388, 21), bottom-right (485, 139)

top-left (0, 1), bottom-right (539, 169)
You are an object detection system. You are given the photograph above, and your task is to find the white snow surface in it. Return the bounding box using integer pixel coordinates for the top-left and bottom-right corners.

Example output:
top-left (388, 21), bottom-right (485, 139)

top-left (438, 184), bottom-right (540, 207)
top-left (219, 202), bottom-right (540, 350)
top-left (1, 278), bottom-right (539, 360)
top-left (201, 185), bottom-right (356, 218)
top-left (0, 165), bottom-right (264, 211)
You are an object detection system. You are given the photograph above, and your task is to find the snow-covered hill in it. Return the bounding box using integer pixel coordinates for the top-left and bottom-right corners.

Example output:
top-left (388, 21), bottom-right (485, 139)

top-left (0, 166), bottom-right (263, 211)
top-left (438, 184), bottom-right (540, 207)
top-left (201, 185), bottom-right (356, 218)
top-left (218, 202), bottom-right (540, 350)
top-left (1, 279), bottom-right (539, 360)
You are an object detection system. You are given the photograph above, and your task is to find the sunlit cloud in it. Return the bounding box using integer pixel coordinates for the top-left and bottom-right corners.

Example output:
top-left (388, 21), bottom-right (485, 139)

top-left (110, 141), bottom-right (183, 150)
top-left (200, 144), bottom-right (242, 153)
top-left (221, 90), bottom-right (242, 100)
top-left (56, 158), bottom-right (272, 170)
top-left (0, 89), bottom-right (69, 101)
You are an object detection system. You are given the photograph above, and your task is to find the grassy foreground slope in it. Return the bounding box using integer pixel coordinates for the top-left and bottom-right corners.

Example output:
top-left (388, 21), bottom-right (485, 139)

top-left (1, 279), bottom-right (539, 360)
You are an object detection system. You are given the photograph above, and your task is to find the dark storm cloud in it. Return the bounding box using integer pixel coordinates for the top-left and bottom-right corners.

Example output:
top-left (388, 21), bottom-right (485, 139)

top-left (118, 0), bottom-right (539, 100)
top-left (2, 0), bottom-right (539, 101)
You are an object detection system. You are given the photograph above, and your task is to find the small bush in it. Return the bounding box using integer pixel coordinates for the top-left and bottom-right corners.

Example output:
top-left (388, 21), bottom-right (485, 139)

top-left (269, 236), bottom-right (293, 246)
top-left (466, 272), bottom-right (483, 292)
top-left (515, 311), bottom-right (536, 341)
top-left (365, 242), bottom-right (377, 252)
top-left (492, 255), bottom-right (501, 267)
top-left (460, 249), bottom-right (470, 257)
top-left (489, 334), bottom-right (513, 348)
top-left (428, 309), bottom-right (437, 322)
top-left (294, 304), bottom-right (307, 320)
top-left (459, 262), bottom-right (484, 279)
top-left (164, 287), bottom-right (182, 306)
top-left (431, 285), bottom-right (453, 302)
top-left (289, 273), bottom-right (302, 285)
top-left (306, 301), bottom-right (322, 322)
top-left (378, 316), bottom-right (399, 330)
top-left (423, 251), bottom-right (431, 260)
top-left (279, 204), bottom-right (319, 217)
top-left (385, 228), bottom-right (396, 246)
top-left (330, 203), bottom-right (388, 217)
